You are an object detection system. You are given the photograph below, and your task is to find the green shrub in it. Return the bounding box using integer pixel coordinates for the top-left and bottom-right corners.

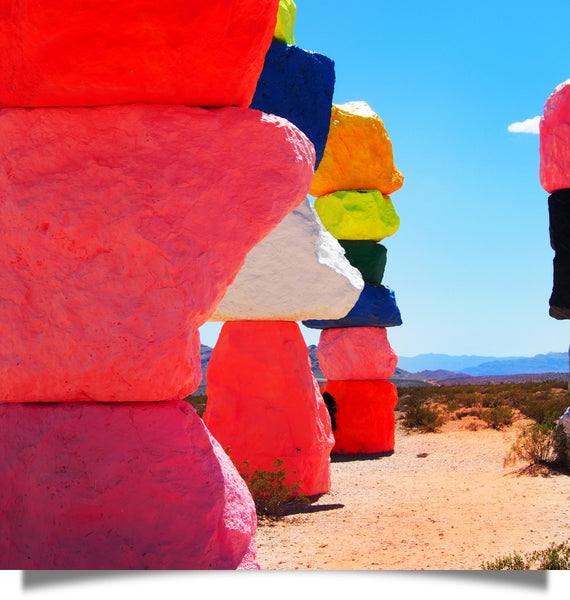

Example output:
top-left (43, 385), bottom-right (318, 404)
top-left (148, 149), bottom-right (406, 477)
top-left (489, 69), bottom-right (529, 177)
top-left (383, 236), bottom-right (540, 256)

top-left (519, 395), bottom-right (569, 425)
top-left (229, 454), bottom-right (308, 521)
top-left (480, 405), bottom-right (514, 430)
top-left (504, 421), bottom-right (568, 468)
top-left (401, 397), bottom-right (445, 432)
top-left (482, 540), bottom-right (570, 570)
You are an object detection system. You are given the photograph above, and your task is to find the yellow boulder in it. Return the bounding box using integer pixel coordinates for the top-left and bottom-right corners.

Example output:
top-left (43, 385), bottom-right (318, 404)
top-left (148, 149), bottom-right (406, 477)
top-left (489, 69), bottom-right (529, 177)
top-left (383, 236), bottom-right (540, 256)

top-left (310, 101), bottom-right (404, 197)
top-left (274, 0), bottom-right (296, 44)
top-left (314, 190), bottom-right (400, 241)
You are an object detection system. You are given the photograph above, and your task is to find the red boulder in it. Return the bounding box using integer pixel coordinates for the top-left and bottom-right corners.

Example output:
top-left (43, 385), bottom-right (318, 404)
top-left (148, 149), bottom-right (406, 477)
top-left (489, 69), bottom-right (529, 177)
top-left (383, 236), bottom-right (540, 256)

top-left (0, 0), bottom-right (279, 108)
top-left (0, 401), bottom-right (258, 569)
top-left (204, 321), bottom-right (334, 497)
top-left (321, 380), bottom-right (398, 454)
top-left (0, 104), bottom-right (314, 403)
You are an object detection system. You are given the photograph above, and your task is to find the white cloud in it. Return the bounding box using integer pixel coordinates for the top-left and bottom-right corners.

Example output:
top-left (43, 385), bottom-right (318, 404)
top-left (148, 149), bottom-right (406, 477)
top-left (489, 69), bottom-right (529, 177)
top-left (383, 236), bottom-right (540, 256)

top-left (507, 115), bottom-right (541, 134)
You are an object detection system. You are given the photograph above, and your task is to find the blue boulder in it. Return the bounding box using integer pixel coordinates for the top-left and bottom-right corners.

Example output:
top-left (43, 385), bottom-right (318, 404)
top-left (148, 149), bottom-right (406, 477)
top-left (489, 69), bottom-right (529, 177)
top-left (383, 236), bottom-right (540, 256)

top-left (250, 41), bottom-right (335, 169)
top-left (302, 284), bottom-right (403, 329)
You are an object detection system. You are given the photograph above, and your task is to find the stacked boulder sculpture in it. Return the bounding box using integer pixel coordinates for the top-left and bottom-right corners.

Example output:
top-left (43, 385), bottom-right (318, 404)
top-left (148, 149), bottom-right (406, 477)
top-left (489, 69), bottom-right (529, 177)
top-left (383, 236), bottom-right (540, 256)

top-left (205, 2), bottom-right (365, 496)
top-left (0, 1), bottom-right (321, 569)
top-left (303, 101), bottom-right (404, 454)
top-left (540, 80), bottom-right (570, 320)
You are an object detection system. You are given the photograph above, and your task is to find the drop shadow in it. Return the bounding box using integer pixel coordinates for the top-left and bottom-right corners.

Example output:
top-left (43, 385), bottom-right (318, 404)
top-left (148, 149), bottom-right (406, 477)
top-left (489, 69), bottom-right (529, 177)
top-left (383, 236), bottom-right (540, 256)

top-left (387, 569), bottom-right (548, 589)
top-left (331, 451), bottom-right (394, 463)
top-left (22, 570), bottom-right (175, 589)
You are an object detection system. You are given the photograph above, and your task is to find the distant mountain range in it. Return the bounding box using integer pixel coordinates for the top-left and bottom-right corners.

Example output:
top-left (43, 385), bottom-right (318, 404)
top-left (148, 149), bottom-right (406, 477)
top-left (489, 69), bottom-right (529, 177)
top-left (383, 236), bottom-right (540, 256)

top-left (193, 346), bottom-right (568, 394)
top-left (397, 352), bottom-right (569, 376)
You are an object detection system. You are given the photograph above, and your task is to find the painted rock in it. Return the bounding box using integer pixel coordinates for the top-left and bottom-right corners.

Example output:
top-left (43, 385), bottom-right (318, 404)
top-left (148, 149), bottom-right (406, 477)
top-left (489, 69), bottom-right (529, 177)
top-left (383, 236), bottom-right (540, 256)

top-left (338, 240), bottom-right (387, 284)
top-left (309, 101), bottom-right (404, 197)
top-left (274, 0), bottom-right (297, 44)
top-left (0, 401), bottom-right (258, 569)
top-left (540, 80), bottom-right (570, 193)
top-left (317, 327), bottom-right (398, 381)
top-left (303, 284), bottom-right (402, 329)
top-left (314, 189), bottom-right (400, 241)
top-left (250, 41), bottom-right (335, 169)
top-left (321, 380), bottom-right (399, 454)
top-left (0, 104), bottom-right (315, 403)
top-left (548, 190), bottom-right (570, 319)
top-left (0, 0), bottom-right (280, 108)
top-left (210, 199), bottom-right (363, 321)
top-left (204, 321), bottom-right (335, 497)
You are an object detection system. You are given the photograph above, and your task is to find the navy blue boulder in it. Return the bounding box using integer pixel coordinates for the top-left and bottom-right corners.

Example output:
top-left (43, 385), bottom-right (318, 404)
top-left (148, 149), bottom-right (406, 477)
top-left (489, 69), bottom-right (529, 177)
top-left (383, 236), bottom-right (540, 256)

top-left (302, 284), bottom-right (403, 329)
top-left (250, 41), bottom-right (335, 169)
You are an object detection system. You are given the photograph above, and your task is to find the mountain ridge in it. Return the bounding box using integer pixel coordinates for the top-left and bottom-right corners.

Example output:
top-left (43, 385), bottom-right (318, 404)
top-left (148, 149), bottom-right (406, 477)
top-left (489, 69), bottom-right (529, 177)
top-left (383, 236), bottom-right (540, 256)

top-left (397, 352), bottom-right (568, 375)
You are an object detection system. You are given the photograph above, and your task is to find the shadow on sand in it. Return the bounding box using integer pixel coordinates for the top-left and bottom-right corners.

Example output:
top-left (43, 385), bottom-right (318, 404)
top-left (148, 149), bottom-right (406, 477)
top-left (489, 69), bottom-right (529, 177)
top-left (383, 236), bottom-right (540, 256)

top-left (331, 451), bottom-right (394, 463)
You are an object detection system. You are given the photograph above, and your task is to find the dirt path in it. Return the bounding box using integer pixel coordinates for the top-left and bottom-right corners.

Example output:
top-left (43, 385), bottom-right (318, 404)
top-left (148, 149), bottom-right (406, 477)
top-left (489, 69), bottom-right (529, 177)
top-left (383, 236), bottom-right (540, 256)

top-left (254, 417), bottom-right (570, 570)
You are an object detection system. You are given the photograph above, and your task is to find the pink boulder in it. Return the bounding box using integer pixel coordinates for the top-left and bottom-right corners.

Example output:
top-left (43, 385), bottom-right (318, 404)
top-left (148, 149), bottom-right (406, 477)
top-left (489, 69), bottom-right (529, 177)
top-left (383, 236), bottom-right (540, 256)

top-left (0, 401), bottom-right (258, 569)
top-left (0, 104), bottom-right (315, 403)
top-left (0, 0), bottom-right (279, 108)
top-left (317, 326), bottom-right (398, 381)
top-left (321, 380), bottom-right (398, 454)
top-left (540, 80), bottom-right (570, 192)
top-left (204, 321), bottom-right (334, 497)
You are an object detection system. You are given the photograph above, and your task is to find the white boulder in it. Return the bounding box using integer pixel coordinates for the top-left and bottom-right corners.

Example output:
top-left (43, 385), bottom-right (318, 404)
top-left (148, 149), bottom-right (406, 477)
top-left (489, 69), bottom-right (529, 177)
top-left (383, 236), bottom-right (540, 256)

top-left (210, 199), bottom-right (364, 321)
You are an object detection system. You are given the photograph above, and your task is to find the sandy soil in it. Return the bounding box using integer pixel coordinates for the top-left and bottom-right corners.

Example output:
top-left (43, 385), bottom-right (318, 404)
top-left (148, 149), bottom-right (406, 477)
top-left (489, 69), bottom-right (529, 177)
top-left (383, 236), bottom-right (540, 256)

top-left (254, 415), bottom-right (570, 570)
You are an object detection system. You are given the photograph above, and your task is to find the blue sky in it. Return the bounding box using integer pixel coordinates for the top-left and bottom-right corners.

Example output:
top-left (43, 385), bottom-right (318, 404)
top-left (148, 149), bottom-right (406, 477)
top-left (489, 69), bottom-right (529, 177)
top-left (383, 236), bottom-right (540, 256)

top-left (200, 0), bottom-right (570, 358)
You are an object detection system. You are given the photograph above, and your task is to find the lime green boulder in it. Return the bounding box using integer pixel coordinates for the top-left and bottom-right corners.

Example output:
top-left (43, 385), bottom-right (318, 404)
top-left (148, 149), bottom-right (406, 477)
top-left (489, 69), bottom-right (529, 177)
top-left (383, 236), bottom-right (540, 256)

top-left (338, 240), bottom-right (387, 285)
top-left (314, 189), bottom-right (400, 241)
top-left (274, 0), bottom-right (296, 44)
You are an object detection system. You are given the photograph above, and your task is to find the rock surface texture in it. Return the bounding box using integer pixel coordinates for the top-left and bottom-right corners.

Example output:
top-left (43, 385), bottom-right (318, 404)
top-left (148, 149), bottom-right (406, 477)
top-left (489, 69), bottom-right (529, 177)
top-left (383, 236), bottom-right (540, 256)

top-left (204, 321), bottom-right (335, 497)
top-left (250, 41), bottom-right (335, 169)
top-left (309, 101), bottom-right (404, 197)
top-left (317, 327), bottom-right (398, 381)
top-left (548, 189), bottom-right (570, 318)
top-left (0, 104), bottom-right (315, 403)
top-left (540, 80), bottom-right (570, 193)
top-left (0, 0), bottom-right (280, 108)
top-left (303, 284), bottom-right (402, 329)
top-left (314, 189), bottom-right (400, 241)
top-left (321, 380), bottom-right (399, 454)
top-left (210, 199), bottom-right (363, 321)
top-left (0, 401), bottom-right (258, 569)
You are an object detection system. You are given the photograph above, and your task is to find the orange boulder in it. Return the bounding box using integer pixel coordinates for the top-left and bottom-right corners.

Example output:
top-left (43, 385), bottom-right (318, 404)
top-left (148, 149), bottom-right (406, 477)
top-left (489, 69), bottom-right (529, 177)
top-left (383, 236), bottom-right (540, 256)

top-left (309, 101), bottom-right (404, 197)
top-left (204, 321), bottom-right (334, 497)
top-left (321, 380), bottom-right (398, 454)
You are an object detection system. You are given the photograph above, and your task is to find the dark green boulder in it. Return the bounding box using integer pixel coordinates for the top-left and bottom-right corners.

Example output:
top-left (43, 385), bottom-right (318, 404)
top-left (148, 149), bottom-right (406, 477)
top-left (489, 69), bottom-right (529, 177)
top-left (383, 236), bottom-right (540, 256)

top-left (338, 240), bottom-right (387, 285)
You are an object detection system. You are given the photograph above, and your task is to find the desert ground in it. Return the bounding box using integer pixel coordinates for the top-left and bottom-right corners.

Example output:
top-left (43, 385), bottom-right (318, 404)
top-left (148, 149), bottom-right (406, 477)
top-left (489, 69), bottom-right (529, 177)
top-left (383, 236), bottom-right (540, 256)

top-left (254, 415), bottom-right (570, 570)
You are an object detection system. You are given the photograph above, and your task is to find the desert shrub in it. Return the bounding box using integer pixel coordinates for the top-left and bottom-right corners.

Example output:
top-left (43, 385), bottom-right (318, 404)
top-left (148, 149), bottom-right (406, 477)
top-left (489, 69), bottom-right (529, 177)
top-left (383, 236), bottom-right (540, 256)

top-left (401, 397), bottom-right (446, 432)
top-left (482, 539), bottom-right (570, 570)
top-left (182, 394), bottom-right (208, 417)
top-left (519, 395), bottom-right (569, 425)
top-left (504, 421), bottom-right (568, 468)
top-left (230, 456), bottom-right (308, 520)
top-left (480, 405), bottom-right (514, 430)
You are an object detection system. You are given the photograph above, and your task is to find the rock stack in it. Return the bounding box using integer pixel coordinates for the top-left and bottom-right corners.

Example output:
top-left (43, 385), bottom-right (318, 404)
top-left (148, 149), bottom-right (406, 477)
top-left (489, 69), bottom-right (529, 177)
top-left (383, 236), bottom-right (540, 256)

top-left (204, 2), bottom-right (364, 496)
top-left (0, 1), bottom-right (318, 569)
top-left (540, 80), bottom-right (570, 320)
top-left (303, 101), bottom-right (404, 454)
